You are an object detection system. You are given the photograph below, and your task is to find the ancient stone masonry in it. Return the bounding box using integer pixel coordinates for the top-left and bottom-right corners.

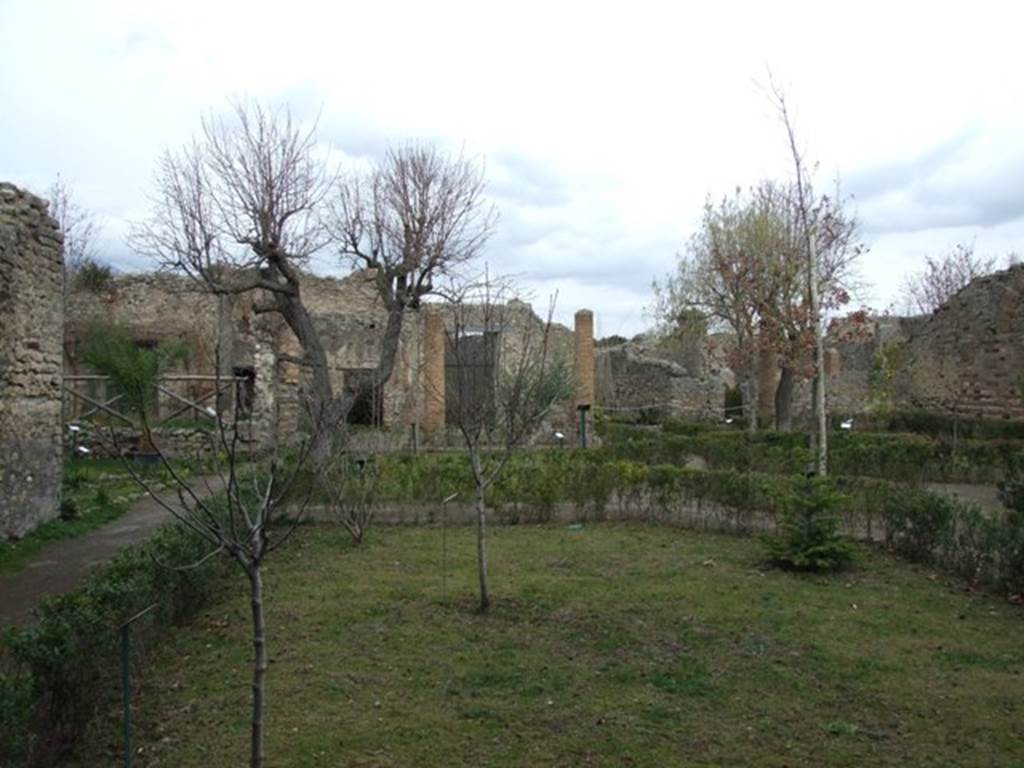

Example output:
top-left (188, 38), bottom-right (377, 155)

top-left (899, 264), bottom-right (1024, 420)
top-left (787, 265), bottom-right (1024, 423)
top-left (63, 270), bottom-right (580, 450)
top-left (574, 310), bottom-right (595, 437)
top-left (421, 310), bottom-right (446, 434)
top-left (595, 333), bottom-right (726, 422)
top-left (1, 183), bottom-right (64, 539)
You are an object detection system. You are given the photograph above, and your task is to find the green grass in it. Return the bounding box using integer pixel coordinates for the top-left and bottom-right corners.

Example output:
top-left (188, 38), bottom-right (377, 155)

top-left (71, 523), bottom-right (1024, 767)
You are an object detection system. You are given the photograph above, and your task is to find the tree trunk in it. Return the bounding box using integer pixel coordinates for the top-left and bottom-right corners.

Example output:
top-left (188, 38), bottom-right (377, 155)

top-left (274, 287), bottom-right (408, 462)
top-left (808, 236), bottom-right (828, 476)
top-left (745, 370), bottom-right (758, 435)
top-left (774, 365), bottom-right (795, 432)
top-left (475, 483), bottom-right (490, 613)
top-left (248, 564), bottom-right (267, 768)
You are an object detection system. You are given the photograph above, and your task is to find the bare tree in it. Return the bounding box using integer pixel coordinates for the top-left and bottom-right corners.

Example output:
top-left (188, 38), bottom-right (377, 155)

top-left (133, 107), bottom-right (495, 455)
top-left (442, 275), bottom-right (570, 612)
top-left (321, 452), bottom-right (380, 545)
top-left (900, 243), bottom-right (997, 315)
top-left (118, 378), bottom-right (320, 768)
top-left (330, 142), bottom-right (497, 412)
top-left (48, 175), bottom-right (100, 279)
top-left (131, 101), bottom-right (338, 442)
top-left (770, 80), bottom-right (828, 475)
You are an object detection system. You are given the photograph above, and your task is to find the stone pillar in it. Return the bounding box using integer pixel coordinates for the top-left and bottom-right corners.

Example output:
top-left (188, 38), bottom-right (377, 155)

top-left (422, 310), bottom-right (445, 433)
top-left (0, 183), bottom-right (64, 539)
top-left (574, 309), bottom-right (595, 443)
top-left (251, 329), bottom-right (278, 453)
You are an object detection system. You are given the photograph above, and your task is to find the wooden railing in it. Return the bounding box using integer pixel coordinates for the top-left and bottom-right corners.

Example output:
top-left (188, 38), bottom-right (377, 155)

top-left (63, 374), bottom-right (249, 428)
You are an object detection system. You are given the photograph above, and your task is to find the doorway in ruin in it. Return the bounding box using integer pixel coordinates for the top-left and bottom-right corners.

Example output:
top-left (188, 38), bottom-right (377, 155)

top-left (344, 369), bottom-right (384, 427)
top-left (233, 366), bottom-right (255, 418)
top-left (445, 330), bottom-right (499, 425)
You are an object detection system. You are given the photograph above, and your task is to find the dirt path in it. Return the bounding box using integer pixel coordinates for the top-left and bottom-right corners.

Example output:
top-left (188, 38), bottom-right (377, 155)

top-left (924, 482), bottom-right (1005, 515)
top-left (0, 476), bottom-right (225, 628)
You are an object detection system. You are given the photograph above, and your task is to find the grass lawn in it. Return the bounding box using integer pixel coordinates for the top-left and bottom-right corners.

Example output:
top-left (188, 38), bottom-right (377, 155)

top-left (78, 523), bottom-right (1024, 767)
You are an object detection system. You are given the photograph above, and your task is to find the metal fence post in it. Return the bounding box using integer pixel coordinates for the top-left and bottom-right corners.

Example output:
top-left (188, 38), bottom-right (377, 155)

top-left (120, 604), bottom-right (157, 768)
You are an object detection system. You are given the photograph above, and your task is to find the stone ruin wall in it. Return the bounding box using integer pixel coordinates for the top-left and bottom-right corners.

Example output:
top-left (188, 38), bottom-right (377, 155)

top-left (594, 333), bottom-right (727, 422)
top-left (63, 270), bottom-right (581, 451)
top-left (64, 270), bottom-right (419, 449)
top-left (594, 264), bottom-right (1024, 428)
top-left (898, 265), bottom-right (1024, 420)
top-left (776, 264), bottom-right (1024, 425)
top-left (0, 183), bottom-right (64, 539)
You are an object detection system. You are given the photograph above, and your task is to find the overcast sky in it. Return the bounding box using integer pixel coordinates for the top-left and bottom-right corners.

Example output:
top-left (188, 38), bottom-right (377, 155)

top-left (2, 0), bottom-right (1021, 337)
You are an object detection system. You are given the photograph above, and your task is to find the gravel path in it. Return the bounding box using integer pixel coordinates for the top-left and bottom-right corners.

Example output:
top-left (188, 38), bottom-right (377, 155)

top-left (0, 476), bottom-right (225, 628)
top-left (924, 482), bottom-right (1005, 515)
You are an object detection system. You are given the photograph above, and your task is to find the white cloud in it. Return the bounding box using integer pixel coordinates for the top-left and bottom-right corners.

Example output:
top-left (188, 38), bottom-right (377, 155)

top-left (2, 0), bottom-right (1022, 335)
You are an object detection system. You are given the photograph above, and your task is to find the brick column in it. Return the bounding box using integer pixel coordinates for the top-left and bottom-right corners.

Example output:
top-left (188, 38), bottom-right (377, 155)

top-left (574, 309), bottom-right (595, 444)
top-left (422, 310), bottom-right (446, 433)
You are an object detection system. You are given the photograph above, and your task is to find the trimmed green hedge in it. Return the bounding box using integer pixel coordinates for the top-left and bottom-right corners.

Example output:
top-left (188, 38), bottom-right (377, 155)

top-left (0, 520), bottom-right (230, 767)
top-left (599, 425), bottom-right (1023, 484)
top-left (882, 409), bottom-right (1024, 441)
top-left (371, 450), bottom-right (1023, 596)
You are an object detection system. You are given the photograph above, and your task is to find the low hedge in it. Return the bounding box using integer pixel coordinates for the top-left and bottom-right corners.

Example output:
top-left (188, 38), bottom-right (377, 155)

top-left (372, 450), bottom-right (1023, 596)
top-left (600, 425), bottom-right (1023, 484)
top-left (0, 520), bottom-right (230, 767)
top-left (883, 409), bottom-right (1024, 442)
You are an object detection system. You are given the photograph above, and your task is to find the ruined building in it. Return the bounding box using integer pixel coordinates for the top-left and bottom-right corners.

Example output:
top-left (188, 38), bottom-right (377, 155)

top-left (595, 263), bottom-right (1024, 426)
top-left (0, 183), bottom-right (64, 538)
top-left (62, 271), bottom-right (589, 454)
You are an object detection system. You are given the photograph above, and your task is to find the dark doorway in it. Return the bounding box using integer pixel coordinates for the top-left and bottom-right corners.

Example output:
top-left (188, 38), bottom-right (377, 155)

top-left (344, 369), bottom-right (384, 427)
top-left (445, 331), bottom-right (499, 425)
top-left (233, 366), bottom-right (255, 418)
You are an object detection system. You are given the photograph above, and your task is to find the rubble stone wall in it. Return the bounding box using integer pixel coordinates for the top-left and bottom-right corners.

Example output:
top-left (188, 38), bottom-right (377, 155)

top-left (0, 183), bottom-right (64, 539)
top-left (794, 265), bottom-right (1024, 423)
top-left (595, 338), bottom-right (725, 422)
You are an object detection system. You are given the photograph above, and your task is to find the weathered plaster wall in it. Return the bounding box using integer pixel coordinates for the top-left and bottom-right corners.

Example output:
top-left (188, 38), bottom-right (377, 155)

top-left (1, 183), bottom-right (64, 539)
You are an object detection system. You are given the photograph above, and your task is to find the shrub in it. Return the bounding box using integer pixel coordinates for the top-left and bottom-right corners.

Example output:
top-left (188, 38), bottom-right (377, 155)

top-left (0, 519), bottom-right (229, 766)
top-left (880, 485), bottom-right (956, 562)
top-left (72, 258), bottom-right (113, 293)
top-left (886, 409), bottom-right (1024, 442)
top-left (762, 478), bottom-right (854, 572)
top-left (58, 498), bottom-right (79, 521)
top-left (996, 456), bottom-right (1024, 594)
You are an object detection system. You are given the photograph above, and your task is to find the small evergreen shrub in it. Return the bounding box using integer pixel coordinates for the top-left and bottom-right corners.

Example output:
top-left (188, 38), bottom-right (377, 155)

top-left (72, 258), bottom-right (113, 293)
top-left (762, 477), bottom-right (854, 572)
